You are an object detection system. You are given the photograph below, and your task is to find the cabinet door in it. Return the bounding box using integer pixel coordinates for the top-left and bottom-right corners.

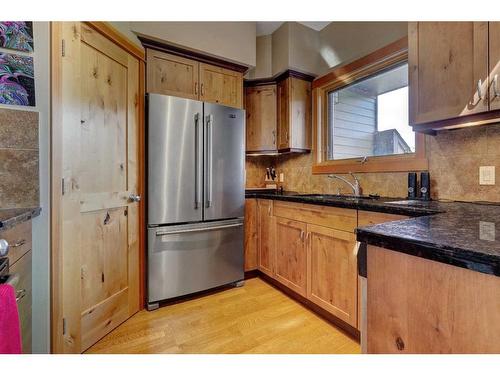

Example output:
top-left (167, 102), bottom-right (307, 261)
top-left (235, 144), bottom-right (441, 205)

top-left (146, 49), bottom-right (199, 100)
top-left (257, 199), bottom-right (275, 277)
top-left (409, 22), bottom-right (489, 125)
top-left (489, 22), bottom-right (500, 111)
top-left (244, 199), bottom-right (258, 271)
top-left (277, 79), bottom-right (290, 149)
top-left (307, 224), bottom-right (358, 327)
top-left (245, 85), bottom-right (277, 152)
top-left (289, 78), bottom-right (312, 150)
top-left (200, 63), bottom-right (243, 108)
top-left (275, 217), bottom-right (307, 297)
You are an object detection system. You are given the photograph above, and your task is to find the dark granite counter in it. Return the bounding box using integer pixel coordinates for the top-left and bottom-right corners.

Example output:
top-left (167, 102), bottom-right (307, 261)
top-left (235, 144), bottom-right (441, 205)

top-left (0, 207), bottom-right (41, 231)
top-left (246, 190), bottom-right (500, 277)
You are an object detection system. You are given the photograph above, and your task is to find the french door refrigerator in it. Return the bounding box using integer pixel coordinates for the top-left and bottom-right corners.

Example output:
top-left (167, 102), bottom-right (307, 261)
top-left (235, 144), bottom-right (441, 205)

top-left (147, 94), bottom-right (245, 310)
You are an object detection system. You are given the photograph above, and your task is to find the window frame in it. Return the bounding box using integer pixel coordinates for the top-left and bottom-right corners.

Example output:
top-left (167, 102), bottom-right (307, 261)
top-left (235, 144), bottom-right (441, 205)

top-left (312, 37), bottom-right (428, 174)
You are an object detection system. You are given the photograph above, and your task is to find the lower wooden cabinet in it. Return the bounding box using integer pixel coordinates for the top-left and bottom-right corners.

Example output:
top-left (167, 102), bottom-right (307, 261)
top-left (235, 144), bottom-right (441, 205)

top-left (307, 224), bottom-right (358, 327)
top-left (244, 199), bottom-right (258, 271)
top-left (275, 218), bottom-right (307, 297)
top-left (257, 199), bottom-right (275, 277)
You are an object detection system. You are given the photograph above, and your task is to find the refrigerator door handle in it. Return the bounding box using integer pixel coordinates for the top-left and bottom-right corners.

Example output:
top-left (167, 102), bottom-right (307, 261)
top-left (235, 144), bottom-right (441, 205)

top-left (155, 222), bottom-right (243, 236)
top-left (206, 114), bottom-right (213, 208)
top-left (194, 113), bottom-right (201, 209)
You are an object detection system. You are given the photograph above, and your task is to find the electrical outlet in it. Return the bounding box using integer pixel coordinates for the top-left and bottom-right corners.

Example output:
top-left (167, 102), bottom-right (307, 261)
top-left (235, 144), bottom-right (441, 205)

top-left (479, 221), bottom-right (496, 241)
top-left (479, 166), bottom-right (495, 185)
top-left (279, 173), bottom-right (284, 182)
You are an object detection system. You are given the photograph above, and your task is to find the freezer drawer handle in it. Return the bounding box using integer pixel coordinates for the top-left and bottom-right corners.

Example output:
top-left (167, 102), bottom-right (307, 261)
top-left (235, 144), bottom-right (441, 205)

top-left (155, 222), bottom-right (243, 236)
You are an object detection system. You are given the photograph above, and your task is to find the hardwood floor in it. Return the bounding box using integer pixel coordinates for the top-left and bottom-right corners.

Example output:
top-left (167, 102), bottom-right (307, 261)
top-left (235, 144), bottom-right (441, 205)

top-left (86, 277), bottom-right (360, 354)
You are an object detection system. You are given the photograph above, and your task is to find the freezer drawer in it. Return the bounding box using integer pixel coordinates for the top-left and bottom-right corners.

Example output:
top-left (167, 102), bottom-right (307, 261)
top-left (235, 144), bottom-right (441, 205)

top-left (148, 219), bottom-right (244, 304)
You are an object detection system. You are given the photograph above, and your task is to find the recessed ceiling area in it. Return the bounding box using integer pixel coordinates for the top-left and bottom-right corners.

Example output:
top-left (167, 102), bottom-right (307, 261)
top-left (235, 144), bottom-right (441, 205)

top-left (256, 21), bottom-right (330, 36)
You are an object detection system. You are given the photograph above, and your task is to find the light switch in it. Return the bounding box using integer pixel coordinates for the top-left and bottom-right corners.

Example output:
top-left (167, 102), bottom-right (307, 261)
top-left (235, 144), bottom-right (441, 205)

top-left (279, 173), bottom-right (284, 182)
top-left (479, 166), bottom-right (495, 185)
top-left (479, 221), bottom-right (495, 241)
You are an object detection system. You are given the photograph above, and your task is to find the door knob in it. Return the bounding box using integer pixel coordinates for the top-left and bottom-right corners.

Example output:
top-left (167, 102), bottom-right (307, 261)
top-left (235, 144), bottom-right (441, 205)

top-left (0, 239), bottom-right (9, 257)
top-left (129, 193), bottom-right (141, 203)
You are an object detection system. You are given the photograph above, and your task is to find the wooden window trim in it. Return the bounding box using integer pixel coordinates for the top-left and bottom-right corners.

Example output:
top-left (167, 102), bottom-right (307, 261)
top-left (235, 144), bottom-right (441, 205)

top-left (311, 37), bottom-right (428, 174)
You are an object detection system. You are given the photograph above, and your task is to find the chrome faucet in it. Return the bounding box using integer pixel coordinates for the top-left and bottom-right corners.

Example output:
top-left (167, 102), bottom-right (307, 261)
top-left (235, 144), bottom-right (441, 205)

top-left (328, 172), bottom-right (361, 197)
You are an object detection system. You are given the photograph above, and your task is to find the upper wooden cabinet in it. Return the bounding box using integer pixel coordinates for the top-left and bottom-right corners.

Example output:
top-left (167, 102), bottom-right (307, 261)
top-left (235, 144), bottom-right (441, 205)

top-left (245, 85), bottom-right (277, 152)
top-left (146, 48), bottom-right (244, 109)
top-left (199, 63), bottom-right (243, 108)
top-left (278, 77), bottom-right (312, 151)
top-left (409, 22), bottom-right (500, 131)
top-left (245, 71), bottom-right (313, 154)
top-left (147, 49), bottom-right (199, 100)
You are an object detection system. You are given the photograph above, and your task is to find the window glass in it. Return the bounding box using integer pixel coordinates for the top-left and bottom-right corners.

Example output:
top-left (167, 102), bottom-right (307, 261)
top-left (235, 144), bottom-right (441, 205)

top-left (327, 63), bottom-right (414, 160)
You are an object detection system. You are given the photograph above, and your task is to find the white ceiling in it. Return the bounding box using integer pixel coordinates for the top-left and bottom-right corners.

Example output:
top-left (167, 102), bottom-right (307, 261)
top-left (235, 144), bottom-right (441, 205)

top-left (256, 22), bottom-right (330, 36)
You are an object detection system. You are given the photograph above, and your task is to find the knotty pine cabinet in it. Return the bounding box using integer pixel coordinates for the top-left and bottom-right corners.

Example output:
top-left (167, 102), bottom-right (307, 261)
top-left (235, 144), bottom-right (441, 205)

top-left (275, 218), bottom-right (308, 297)
top-left (245, 85), bottom-right (277, 152)
top-left (257, 199), bottom-right (275, 277)
top-left (244, 199), bottom-right (258, 271)
top-left (146, 48), bottom-right (243, 108)
top-left (244, 199), bottom-right (412, 330)
top-left (409, 22), bottom-right (500, 130)
top-left (245, 73), bottom-right (312, 154)
top-left (307, 224), bottom-right (358, 327)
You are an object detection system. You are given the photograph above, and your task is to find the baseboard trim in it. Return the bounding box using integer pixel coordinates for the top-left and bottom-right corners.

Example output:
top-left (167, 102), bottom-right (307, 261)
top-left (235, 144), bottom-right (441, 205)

top-left (256, 271), bottom-right (361, 342)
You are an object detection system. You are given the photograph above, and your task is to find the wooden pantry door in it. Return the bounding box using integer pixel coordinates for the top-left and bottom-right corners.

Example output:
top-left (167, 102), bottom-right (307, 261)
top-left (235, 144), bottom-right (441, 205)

top-left (55, 22), bottom-right (142, 353)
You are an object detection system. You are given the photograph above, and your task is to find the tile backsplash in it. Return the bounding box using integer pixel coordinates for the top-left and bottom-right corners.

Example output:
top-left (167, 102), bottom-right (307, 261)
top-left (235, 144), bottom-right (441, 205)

top-left (246, 123), bottom-right (500, 203)
top-left (0, 109), bottom-right (39, 208)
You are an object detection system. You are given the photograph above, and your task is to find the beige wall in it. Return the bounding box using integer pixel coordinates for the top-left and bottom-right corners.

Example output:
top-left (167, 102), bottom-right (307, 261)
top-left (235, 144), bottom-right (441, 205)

top-left (288, 22), bottom-right (322, 75)
top-left (318, 22), bottom-right (408, 73)
top-left (271, 23), bottom-right (290, 75)
top-left (128, 21), bottom-right (256, 67)
top-left (246, 35), bottom-right (272, 79)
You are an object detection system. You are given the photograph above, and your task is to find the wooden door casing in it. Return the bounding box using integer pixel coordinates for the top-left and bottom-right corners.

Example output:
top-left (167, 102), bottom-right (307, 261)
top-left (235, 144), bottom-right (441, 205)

top-left (244, 199), bottom-right (258, 271)
top-left (409, 22), bottom-right (489, 125)
top-left (489, 22), bottom-right (500, 111)
top-left (257, 199), bottom-right (275, 277)
top-left (306, 224), bottom-right (358, 327)
top-left (58, 22), bottom-right (141, 353)
top-left (199, 63), bottom-right (243, 108)
top-left (146, 49), bottom-right (199, 100)
top-left (274, 218), bottom-right (307, 297)
top-left (245, 85), bottom-right (277, 152)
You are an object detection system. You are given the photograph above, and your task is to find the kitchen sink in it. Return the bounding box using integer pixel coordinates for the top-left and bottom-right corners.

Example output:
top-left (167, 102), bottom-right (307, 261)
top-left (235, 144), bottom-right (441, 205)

top-left (297, 194), bottom-right (378, 201)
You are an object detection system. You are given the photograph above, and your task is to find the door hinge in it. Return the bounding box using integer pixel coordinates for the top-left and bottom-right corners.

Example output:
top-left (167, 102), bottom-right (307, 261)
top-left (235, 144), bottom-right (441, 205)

top-left (61, 178), bottom-right (65, 195)
top-left (62, 318), bottom-right (67, 335)
top-left (61, 39), bottom-right (66, 57)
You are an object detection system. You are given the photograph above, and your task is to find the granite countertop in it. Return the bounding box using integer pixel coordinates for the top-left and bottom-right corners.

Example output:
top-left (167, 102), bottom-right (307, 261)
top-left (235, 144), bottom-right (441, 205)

top-left (246, 190), bottom-right (500, 277)
top-left (0, 207), bottom-right (41, 231)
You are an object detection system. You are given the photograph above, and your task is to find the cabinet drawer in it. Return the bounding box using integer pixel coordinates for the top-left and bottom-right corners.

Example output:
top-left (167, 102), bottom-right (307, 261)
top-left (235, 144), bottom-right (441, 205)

top-left (273, 201), bottom-right (357, 232)
top-left (1, 221), bottom-right (32, 266)
top-left (9, 250), bottom-right (32, 354)
top-left (357, 210), bottom-right (408, 227)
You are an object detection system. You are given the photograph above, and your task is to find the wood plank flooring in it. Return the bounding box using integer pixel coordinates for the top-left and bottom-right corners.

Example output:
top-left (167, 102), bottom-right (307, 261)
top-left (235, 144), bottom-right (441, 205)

top-left (86, 277), bottom-right (360, 354)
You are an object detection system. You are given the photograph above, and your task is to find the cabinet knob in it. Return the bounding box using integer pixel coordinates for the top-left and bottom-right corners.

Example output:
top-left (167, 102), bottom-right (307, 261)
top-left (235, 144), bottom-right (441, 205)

top-left (0, 239), bottom-right (9, 257)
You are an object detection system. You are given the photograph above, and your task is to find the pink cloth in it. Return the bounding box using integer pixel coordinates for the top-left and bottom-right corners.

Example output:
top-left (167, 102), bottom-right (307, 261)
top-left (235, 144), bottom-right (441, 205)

top-left (0, 284), bottom-right (22, 354)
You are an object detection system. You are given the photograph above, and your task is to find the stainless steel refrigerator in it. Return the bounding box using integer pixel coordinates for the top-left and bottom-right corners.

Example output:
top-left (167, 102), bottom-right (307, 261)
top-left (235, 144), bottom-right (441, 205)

top-left (147, 94), bottom-right (245, 310)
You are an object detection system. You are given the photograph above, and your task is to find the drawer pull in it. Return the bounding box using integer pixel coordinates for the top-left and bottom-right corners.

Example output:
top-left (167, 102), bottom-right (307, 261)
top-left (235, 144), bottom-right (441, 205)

top-left (11, 239), bottom-right (26, 248)
top-left (16, 289), bottom-right (26, 302)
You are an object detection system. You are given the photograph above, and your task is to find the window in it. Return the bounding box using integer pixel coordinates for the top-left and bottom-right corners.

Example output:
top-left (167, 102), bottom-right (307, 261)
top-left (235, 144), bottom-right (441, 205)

top-left (327, 63), bottom-right (413, 160)
top-left (312, 38), bottom-right (427, 173)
